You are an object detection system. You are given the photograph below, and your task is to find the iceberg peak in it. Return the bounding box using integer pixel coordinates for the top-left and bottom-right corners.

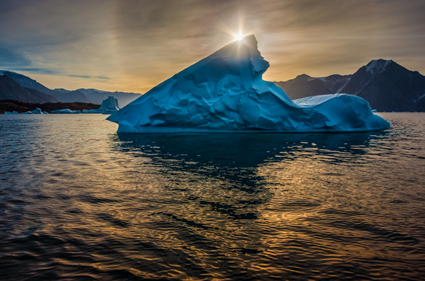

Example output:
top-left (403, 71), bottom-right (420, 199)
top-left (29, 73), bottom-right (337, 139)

top-left (108, 35), bottom-right (390, 133)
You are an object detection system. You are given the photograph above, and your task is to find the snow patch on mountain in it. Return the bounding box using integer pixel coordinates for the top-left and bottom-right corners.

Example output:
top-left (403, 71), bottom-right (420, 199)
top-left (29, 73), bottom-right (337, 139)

top-left (365, 59), bottom-right (392, 74)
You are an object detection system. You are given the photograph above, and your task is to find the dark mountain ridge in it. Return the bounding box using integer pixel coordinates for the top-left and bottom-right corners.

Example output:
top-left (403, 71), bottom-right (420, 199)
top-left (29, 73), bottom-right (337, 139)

top-left (0, 71), bottom-right (141, 106)
top-left (0, 71), bottom-right (90, 103)
top-left (0, 75), bottom-right (57, 103)
top-left (275, 74), bottom-right (352, 100)
top-left (0, 100), bottom-right (100, 114)
top-left (276, 59), bottom-right (425, 112)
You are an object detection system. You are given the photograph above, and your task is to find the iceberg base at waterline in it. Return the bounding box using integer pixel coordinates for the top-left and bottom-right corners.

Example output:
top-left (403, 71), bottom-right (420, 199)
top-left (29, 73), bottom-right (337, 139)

top-left (5, 108), bottom-right (48, 114)
top-left (107, 35), bottom-right (390, 133)
top-left (50, 108), bottom-right (80, 114)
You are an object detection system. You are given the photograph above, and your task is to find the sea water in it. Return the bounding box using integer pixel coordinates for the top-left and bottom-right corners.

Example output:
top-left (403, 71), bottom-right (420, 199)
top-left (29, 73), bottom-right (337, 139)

top-left (0, 113), bottom-right (424, 280)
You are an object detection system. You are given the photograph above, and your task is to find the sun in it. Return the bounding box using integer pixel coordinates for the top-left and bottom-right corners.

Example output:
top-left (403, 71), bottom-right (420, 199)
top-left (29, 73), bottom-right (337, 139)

top-left (234, 33), bottom-right (244, 41)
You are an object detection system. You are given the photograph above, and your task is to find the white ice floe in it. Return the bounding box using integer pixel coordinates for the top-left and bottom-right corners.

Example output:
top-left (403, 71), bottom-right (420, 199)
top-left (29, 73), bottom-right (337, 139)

top-left (107, 35), bottom-right (390, 133)
top-left (50, 109), bottom-right (80, 114)
top-left (18, 107), bottom-right (45, 114)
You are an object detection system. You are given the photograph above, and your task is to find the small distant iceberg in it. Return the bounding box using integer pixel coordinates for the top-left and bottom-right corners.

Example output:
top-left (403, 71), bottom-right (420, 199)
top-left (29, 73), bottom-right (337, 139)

top-left (83, 96), bottom-right (119, 114)
top-left (50, 108), bottom-right (81, 114)
top-left (17, 107), bottom-right (47, 114)
top-left (100, 96), bottom-right (120, 114)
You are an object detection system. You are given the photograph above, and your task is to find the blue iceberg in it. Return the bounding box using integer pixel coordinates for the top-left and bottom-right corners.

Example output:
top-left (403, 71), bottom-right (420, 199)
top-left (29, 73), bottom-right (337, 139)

top-left (107, 35), bottom-right (390, 133)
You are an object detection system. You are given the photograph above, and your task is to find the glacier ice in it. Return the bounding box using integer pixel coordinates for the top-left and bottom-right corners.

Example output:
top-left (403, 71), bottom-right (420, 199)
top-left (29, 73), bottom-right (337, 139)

top-left (99, 96), bottom-right (119, 114)
top-left (82, 109), bottom-right (100, 114)
top-left (107, 35), bottom-right (390, 133)
top-left (3, 109), bottom-right (48, 114)
top-left (82, 96), bottom-right (119, 114)
top-left (50, 108), bottom-right (80, 114)
top-left (20, 108), bottom-right (45, 114)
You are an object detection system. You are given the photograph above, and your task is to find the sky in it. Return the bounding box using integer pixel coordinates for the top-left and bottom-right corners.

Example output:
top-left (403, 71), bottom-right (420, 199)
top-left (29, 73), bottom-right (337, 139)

top-left (1, 0), bottom-right (425, 93)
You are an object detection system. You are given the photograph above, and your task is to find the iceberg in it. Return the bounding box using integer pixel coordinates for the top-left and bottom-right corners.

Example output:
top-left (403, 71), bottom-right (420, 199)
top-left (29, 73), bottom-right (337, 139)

top-left (82, 96), bottom-right (119, 114)
top-left (50, 108), bottom-right (80, 114)
top-left (82, 109), bottom-right (101, 114)
top-left (32, 108), bottom-right (44, 114)
top-left (99, 96), bottom-right (119, 114)
top-left (107, 35), bottom-right (390, 133)
top-left (21, 107), bottom-right (45, 114)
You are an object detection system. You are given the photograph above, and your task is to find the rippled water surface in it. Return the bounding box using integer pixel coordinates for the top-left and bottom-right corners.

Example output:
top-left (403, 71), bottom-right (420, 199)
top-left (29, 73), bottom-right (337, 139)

top-left (1, 113), bottom-right (425, 280)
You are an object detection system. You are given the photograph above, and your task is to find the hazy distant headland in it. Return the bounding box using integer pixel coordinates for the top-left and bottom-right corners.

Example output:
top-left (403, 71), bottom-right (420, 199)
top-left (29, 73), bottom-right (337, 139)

top-left (0, 100), bottom-right (100, 114)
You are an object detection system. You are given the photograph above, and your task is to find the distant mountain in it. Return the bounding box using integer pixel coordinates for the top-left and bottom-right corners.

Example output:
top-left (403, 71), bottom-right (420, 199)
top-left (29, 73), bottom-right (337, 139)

top-left (275, 74), bottom-right (352, 100)
top-left (276, 59), bottom-right (425, 112)
top-left (341, 60), bottom-right (425, 112)
top-left (56, 88), bottom-right (141, 107)
top-left (0, 71), bottom-right (141, 106)
top-left (75, 88), bottom-right (140, 107)
top-left (0, 75), bottom-right (57, 103)
top-left (57, 89), bottom-right (91, 103)
top-left (0, 71), bottom-right (89, 103)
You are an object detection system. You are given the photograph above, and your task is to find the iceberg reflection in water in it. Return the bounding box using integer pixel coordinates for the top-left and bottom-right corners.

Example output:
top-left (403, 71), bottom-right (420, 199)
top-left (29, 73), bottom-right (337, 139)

top-left (114, 132), bottom-right (381, 221)
top-left (0, 114), bottom-right (424, 280)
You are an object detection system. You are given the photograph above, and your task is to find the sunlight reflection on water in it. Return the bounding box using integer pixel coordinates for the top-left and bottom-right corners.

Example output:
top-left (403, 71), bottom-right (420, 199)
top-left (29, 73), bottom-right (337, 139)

top-left (0, 113), bottom-right (424, 280)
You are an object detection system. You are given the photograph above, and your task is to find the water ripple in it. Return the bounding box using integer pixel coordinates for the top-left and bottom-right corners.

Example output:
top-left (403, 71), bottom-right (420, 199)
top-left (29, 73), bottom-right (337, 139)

top-left (1, 114), bottom-right (425, 280)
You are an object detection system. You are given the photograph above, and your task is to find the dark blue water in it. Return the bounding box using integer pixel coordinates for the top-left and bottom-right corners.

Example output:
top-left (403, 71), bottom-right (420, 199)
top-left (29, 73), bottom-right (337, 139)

top-left (1, 113), bottom-right (424, 280)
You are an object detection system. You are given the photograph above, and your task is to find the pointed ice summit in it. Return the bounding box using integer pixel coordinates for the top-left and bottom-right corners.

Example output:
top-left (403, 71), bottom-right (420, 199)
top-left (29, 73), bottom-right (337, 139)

top-left (108, 35), bottom-right (390, 132)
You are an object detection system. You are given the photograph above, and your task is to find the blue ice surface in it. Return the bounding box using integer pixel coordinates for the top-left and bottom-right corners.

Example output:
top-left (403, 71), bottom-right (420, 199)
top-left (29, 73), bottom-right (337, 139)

top-left (107, 35), bottom-right (390, 133)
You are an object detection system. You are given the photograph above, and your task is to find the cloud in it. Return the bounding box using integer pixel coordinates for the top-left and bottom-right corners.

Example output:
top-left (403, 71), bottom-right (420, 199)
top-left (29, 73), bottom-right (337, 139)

top-left (8, 68), bottom-right (61, 75)
top-left (1, 0), bottom-right (425, 91)
top-left (67, 75), bottom-right (110, 80)
top-left (0, 46), bottom-right (63, 76)
top-left (0, 47), bottom-right (32, 67)
top-left (8, 67), bottom-right (110, 80)
top-left (329, 35), bottom-right (425, 40)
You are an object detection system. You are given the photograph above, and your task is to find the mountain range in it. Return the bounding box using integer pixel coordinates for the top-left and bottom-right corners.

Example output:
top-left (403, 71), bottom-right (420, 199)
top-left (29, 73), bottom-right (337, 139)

top-left (0, 75), bottom-right (58, 104)
top-left (1, 59), bottom-right (425, 112)
top-left (55, 88), bottom-right (141, 106)
top-left (275, 59), bottom-right (425, 112)
top-left (0, 71), bottom-right (141, 107)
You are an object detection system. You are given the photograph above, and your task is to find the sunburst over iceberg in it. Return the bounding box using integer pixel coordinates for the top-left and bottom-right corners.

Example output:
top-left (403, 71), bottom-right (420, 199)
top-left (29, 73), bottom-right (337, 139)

top-left (107, 35), bottom-right (390, 133)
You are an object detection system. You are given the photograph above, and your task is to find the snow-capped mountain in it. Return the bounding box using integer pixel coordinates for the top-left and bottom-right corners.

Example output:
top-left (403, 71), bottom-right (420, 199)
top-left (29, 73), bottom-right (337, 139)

top-left (276, 59), bottom-right (425, 112)
top-left (341, 60), bottom-right (425, 112)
